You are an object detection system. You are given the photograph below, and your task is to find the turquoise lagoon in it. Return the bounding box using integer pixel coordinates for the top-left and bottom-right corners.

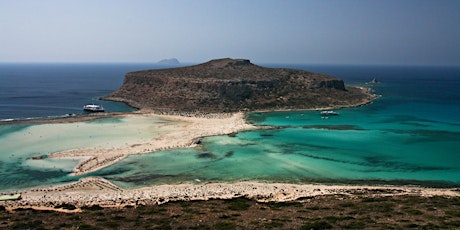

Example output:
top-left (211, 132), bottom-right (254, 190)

top-left (0, 116), bottom-right (181, 191)
top-left (1, 65), bottom-right (459, 192)
top-left (93, 66), bottom-right (460, 188)
top-left (94, 106), bottom-right (460, 189)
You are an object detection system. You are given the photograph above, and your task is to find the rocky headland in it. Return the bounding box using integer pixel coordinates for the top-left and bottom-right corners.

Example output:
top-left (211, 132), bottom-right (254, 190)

top-left (105, 58), bottom-right (375, 113)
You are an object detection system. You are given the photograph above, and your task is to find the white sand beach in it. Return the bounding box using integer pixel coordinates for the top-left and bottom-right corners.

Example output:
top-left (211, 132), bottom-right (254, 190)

top-left (48, 111), bottom-right (257, 175)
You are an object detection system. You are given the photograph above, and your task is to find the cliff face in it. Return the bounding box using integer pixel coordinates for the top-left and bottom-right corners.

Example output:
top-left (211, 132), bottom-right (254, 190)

top-left (105, 58), bottom-right (371, 113)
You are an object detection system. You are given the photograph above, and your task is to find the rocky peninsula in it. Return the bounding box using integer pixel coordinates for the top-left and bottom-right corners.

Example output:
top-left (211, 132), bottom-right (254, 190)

top-left (48, 58), bottom-right (377, 176)
top-left (105, 58), bottom-right (375, 113)
top-left (0, 58), bottom-right (392, 216)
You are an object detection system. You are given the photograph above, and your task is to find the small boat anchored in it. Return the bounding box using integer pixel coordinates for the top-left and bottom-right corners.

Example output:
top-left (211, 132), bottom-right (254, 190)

top-left (83, 104), bottom-right (105, 112)
top-left (320, 110), bottom-right (339, 116)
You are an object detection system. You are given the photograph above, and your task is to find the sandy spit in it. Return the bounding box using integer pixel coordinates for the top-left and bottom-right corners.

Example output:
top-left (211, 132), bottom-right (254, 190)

top-left (48, 111), bottom-right (257, 175)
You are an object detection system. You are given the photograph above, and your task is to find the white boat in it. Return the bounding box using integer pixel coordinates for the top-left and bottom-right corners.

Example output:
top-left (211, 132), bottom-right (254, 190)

top-left (83, 104), bottom-right (105, 112)
top-left (320, 110), bottom-right (339, 116)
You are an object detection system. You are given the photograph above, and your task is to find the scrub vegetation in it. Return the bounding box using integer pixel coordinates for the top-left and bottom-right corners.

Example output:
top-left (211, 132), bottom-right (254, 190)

top-left (1, 195), bottom-right (459, 229)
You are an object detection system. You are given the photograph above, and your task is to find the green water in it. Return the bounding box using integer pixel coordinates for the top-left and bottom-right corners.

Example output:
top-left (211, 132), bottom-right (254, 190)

top-left (94, 105), bottom-right (460, 188)
top-left (1, 65), bottom-right (460, 191)
top-left (0, 116), bottom-right (181, 191)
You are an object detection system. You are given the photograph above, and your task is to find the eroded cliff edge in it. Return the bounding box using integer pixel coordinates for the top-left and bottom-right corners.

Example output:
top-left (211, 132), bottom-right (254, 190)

top-left (105, 58), bottom-right (374, 113)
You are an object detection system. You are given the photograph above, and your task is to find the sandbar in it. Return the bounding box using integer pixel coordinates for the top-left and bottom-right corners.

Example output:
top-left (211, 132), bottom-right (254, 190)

top-left (48, 111), bottom-right (257, 175)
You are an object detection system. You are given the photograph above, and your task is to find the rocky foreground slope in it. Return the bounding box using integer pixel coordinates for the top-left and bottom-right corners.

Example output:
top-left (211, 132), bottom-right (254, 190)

top-left (105, 58), bottom-right (373, 113)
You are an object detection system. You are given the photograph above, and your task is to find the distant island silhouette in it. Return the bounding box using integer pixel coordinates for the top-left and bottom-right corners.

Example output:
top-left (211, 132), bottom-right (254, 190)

top-left (157, 58), bottom-right (180, 65)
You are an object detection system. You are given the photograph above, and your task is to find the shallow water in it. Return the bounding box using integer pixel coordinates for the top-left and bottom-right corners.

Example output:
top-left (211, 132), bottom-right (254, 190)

top-left (1, 64), bottom-right (459, 192)
top-left (95, 106), bottom-right (460, 188)
top-left (0, 116), bottom-right (180, 191)
top-left (93, 66), bottom-right (460, 188)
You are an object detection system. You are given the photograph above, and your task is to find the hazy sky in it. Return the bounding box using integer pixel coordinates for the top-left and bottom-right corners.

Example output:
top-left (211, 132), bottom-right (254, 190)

top-left (1, 0), bottom-right (459, 65)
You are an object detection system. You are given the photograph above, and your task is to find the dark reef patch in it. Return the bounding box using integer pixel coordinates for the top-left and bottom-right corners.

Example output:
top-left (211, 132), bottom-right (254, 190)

top-left (383, 129), bottom-right (460, 143)
top-left (196, 152), bottom-right (218, 159)
top-left (224, 151), bottom-right (234, 158)
top-left (302, 125), bottom-right (366, 130)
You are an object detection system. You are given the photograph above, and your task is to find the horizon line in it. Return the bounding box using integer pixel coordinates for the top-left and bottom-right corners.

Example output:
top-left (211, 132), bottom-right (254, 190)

top-left (1, 61), bottom-right (459, 68)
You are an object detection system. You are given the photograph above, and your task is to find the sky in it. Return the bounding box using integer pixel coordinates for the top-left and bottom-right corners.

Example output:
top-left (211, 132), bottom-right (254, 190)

top-left (1, 0), bottom-right (459, 65)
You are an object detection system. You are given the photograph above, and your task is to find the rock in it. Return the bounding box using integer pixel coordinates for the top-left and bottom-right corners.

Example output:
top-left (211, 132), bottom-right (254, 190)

top-left (31, 155), bottom-right (46, 160)
top-left (193, 138), bottom-right (202, 145)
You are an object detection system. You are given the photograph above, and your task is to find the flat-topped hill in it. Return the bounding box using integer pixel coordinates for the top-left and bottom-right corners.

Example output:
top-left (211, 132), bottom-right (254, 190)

top-left (105, 58), bottom-right (373, 113)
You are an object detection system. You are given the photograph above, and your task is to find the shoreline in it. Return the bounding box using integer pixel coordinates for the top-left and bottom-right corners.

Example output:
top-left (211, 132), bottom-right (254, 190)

top-left (0, 88), bottom-right (402, 211)
top-left (1, 177), bottom-right (459, 212)
top-left (247, 86), bottom-right (380, 114)
top-left (0, 85), bottom-right (378, 125)
top-left (6, 85), bottom-right (378, 176)
top-left (48, 111), bottom-right (257, 175)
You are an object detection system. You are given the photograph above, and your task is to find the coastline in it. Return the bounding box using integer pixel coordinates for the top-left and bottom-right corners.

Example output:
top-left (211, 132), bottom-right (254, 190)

top-left (48, 111), bottom-right (257, 176)
top-left (28, 85), bottom-right (378, 176)
top-left (247, 86), bottom-right (380, 114)
top-left (1, 87), bottom-right (418, 212)
top-left (3, 85), bottom-right (377, 177)
top-left (2, 177), bottom-right (459, 212)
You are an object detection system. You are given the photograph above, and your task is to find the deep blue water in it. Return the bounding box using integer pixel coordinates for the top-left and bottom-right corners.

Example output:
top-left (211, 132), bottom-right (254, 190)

top-left (0, 63), bottom-right (179, 120)
top-left (0, 63), bottom-right (459, 191)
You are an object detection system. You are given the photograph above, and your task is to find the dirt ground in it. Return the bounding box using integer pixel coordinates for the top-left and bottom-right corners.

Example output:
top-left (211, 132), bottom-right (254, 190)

top-left (1, 194), bottom-right (459, 229)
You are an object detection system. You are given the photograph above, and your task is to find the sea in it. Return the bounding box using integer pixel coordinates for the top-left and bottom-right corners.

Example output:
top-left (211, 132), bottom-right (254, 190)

top-left (0, 63), bottom-right (459, 192)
